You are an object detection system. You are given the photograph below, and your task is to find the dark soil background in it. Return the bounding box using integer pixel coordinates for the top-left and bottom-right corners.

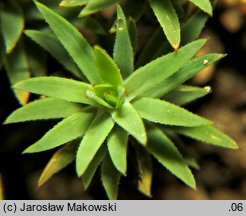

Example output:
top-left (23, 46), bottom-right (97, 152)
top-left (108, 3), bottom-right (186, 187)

top-left (0, 1), bottom-right (245, 199)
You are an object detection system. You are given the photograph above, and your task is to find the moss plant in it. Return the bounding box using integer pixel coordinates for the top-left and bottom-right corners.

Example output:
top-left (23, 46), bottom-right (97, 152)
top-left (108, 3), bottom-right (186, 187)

top-left (4, 0), bottom-right (238, 199)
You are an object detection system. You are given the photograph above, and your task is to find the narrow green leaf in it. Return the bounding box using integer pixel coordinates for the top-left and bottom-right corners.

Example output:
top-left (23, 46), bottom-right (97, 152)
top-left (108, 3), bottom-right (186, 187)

top-left (181, 12), bottom-right (208, 45)
top-left (3, 42), bottom-right (30, 105)
top-left (86, 89), bottom-right (113, 109)
top-left (116, 86), bottom-right (125, 108)
top-left (124, 39), bottom-right (206, 100)
top-left (93, 83), bottom-right (115, 96)
top-left (184, 157), bottom-right (200, 170)
top-left (4, 98), bottom-right (83, 124)
top-left (35, 1), bottom-right (100, 83)
top-left (79, 0), bottom-right (117, 17)
top-left (113, 5), bottom-right (134, 78)
top-left (144, 53), bottom-right (224, 98)
top-left (108, 126), bottom-right (128, 175)
top-left (163, 85), bottom-right (211, 105)
top-left (111, 102), bottom-right (147, 145)
top-left (160, 130), bottom-right (200, 170)
top-left (149, 0), bottom-right (180, 50)
top-left (101, 153), bottom-right (121, 200)
top-left (175, 125), bottom-right (238, 149)
top-left (135, 145), bottom-right (152, 197)
top-left (25, 30), bottom-right (81, 79)
top-left (133, 97), bottom-right (211, 127)
top-left (127, 17), bottom-right (137, 53)
top-left (13, 77), bottom-right (94, 105)
top-left (76, 111), bottom-right (114, 176)
top-left (189, 0), bottom-right (213, 16)
top-left (38, 141), bottom-right (78, 186)
top-left (60, 0), bottom-right (89, 7)
top-left (24, 109), bottom-right (95, 153)
top-left (104, 93), bottom-right (117, 107)
top-left (82, 144), bottom-right (107, 190)
top-left (0, 2), bottom-right (24, 53)
top-left (94, 46), bottom-right (122, 86)
top-left (147, 127), bottom-right (196, 189)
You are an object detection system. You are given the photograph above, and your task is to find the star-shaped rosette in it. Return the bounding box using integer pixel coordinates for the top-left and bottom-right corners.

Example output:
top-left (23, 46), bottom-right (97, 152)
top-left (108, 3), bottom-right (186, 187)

top-left (5, 2), bottom-right (237, 199)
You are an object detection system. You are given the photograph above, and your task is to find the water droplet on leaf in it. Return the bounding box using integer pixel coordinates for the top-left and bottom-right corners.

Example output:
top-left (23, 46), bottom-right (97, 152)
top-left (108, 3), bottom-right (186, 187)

top-left (204, 86), bottom-right (211, 93)
top-left (203, 59), bottom-right (208, 65)
top-left (117, 19), bottom-right (124, 30)
top-left (141, 133), bottom-right (146, 138)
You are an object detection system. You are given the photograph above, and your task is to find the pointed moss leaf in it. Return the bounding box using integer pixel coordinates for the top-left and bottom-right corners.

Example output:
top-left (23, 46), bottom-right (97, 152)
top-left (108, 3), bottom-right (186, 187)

top-left (133, 97), bottom-right (211, 127)
top-left (93, 83), bottom-right (115, 95)
top-left (5, 98), bottom-right (83, 124)
top-left (104, 93), bottom-right (117, 106)
top-left (38, 141), bottom-right (78, 186)
top-left (3, 42), bottom-right (30, 105)
top-left (0, 2), bottom-right (24, 53)
top-left (86, 89), bottom-right (113, 109)
top-left (94, 46), bottom-right (122, 86)
top-left (147, 128), bottom-right (196, 189)
top-left (14, 77), bottom-right (94, 105)
top-left (163, 85), bottom-right (211, 105)
top-left (79, 0), bottom-right (117, 17)
top-left (101, 153), bottom-right (121, 200)
top-left (124, 39), bottom-right (206, 100)
top-left (108, 126), bottom-right (128, 175)
top-left (116, 86), bottom-right (125, 108)
top-left (112, 102), bottom-right (147, 145)
top-left (25, 30), bottom-right (81, 79)
top-left (35, 1), bottom-right (100, 83)
top-left (82, 144), bottom-right (107, 190)
top-left (184, 157), bottom-right (200, 170)
top-left (24, 110), bottom-right (95, 153)
top-left (128, 17), bottom-right (137, 53)
top-left (113, 5), bottom-right (134, 78)
top-left (149, 0), bottom-right (180, 50)
top-left (135, 145), bottom-right (152, 197)
top-left (161, 131), bottom-right (200, 170)
top-left (60, 0), bottom-right (89, 7)
top-left (189, 0), bottom-right (213, 16)
top-left (76, 111), bottom-right (114, 176)
top-left (176, 125), bottom-right (238, 149)
top-left (144, 53), bottom-right (224, 98)
top-left (181, 12), bottom-right (208, 45)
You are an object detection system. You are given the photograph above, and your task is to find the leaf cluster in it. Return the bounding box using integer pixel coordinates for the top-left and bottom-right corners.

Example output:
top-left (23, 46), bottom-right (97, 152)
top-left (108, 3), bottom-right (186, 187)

top-left (3, 0), bottom-right (238, 199)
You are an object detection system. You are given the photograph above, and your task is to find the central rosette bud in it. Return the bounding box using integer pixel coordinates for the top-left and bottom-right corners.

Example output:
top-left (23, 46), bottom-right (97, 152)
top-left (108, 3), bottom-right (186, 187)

top-left (86, 84), bottom-right (125, 109)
